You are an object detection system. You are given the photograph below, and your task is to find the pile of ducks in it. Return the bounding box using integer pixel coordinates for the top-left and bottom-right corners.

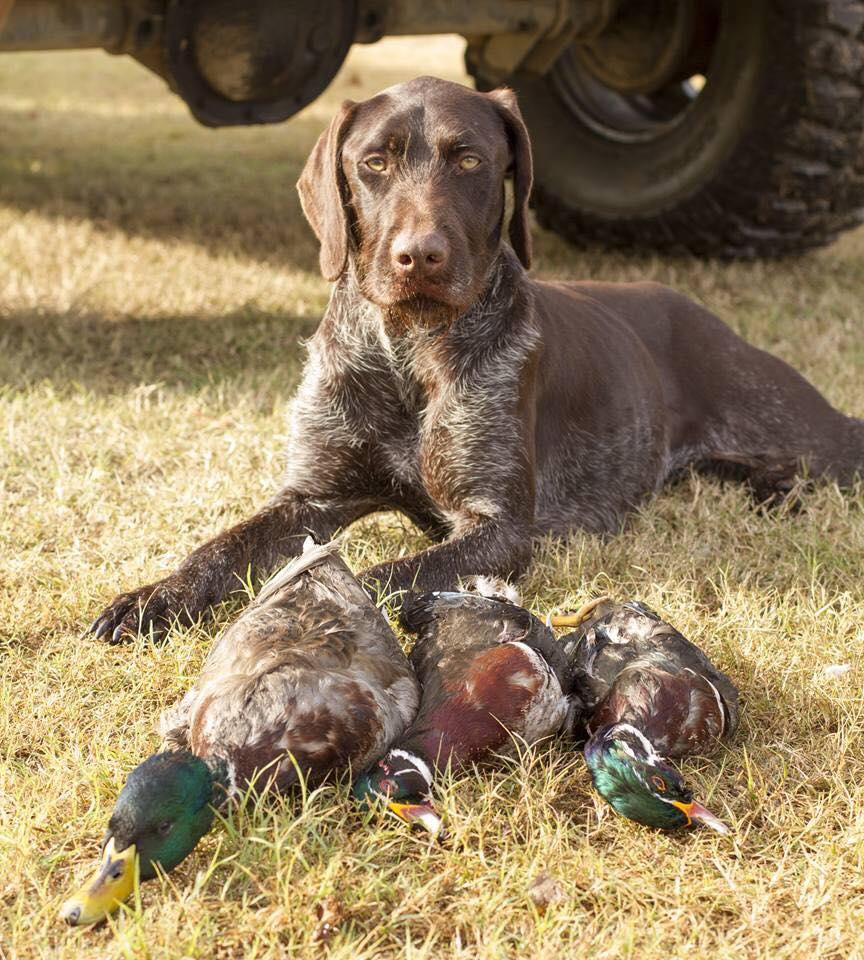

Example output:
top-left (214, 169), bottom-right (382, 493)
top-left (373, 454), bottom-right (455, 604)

top-left (61, 541), bottom-right (738, 927)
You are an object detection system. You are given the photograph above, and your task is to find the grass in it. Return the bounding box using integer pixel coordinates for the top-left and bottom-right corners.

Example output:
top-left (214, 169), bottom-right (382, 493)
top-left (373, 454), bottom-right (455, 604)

top-left (1, 36), bottom-right (864, 960)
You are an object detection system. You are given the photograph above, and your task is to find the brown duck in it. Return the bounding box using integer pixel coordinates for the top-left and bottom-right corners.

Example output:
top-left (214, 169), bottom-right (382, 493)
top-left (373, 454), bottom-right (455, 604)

top-left (353, 581), bottom-right (577, 835)
top-left (60, 541), bottom-right (419, 925)
top-left (552, 598), bottom-right (739, 833)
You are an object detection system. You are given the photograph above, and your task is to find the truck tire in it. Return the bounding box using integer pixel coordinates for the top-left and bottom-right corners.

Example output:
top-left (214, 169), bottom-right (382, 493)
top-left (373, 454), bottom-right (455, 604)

top-left (470, 0), bottom-right (864, 258)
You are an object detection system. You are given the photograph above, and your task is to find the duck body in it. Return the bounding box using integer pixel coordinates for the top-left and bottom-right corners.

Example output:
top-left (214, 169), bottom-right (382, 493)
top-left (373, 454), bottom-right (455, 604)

top-left (564, 599), bottom-right (739, 756)
top-left (161, 540), bottom-right (420, 790)
top-left (559, 600), bottom-right (739, 832)
top-left (61, 541), bottom-right (419, 925)
top-left (353, 586), bottom-right (576, 829)
top-left (400, 589), bottom-right (575, 766)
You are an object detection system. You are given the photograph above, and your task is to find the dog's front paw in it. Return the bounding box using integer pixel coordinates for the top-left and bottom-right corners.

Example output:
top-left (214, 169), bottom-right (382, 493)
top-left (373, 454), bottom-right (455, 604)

top-left (88, 578), bottom-right (194, 644)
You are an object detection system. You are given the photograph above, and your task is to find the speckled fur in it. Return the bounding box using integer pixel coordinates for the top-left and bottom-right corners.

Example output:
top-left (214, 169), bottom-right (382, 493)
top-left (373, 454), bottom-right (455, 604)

top-left (91, 77), bottom-right (864, 642)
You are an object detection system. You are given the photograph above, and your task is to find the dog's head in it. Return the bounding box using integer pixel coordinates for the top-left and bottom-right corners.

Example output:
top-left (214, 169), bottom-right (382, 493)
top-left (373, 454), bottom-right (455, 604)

top-left (297, 76), bottom-right (532, 331)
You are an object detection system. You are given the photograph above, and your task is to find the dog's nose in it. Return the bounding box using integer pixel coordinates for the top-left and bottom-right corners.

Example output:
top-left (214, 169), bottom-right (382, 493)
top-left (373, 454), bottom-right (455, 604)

top-left (391, 231), bottom-right (449, 278)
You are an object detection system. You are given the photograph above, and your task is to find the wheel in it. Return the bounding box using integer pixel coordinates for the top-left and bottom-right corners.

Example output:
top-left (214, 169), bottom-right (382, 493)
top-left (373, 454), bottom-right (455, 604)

top-left (469, 0), bottom-right (864, 258)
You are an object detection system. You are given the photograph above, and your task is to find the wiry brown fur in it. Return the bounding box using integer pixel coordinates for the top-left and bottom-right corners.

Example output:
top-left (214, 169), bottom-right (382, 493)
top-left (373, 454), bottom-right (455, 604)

top-left (90, 76), bottom-right (864, 643)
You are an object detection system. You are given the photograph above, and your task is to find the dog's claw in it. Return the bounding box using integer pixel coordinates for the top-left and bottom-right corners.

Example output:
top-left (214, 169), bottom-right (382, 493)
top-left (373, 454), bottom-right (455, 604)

top-left (90, 616), bottom-right (112, 640)
top-left (88, 580), bottom-right (187, 645)
top-left (88, 598), bottom-right (136, 644)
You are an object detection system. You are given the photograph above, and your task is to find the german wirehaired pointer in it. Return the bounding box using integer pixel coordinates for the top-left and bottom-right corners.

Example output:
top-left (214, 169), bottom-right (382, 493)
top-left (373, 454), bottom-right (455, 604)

top-left (91, 76), bottom-right (864, 642)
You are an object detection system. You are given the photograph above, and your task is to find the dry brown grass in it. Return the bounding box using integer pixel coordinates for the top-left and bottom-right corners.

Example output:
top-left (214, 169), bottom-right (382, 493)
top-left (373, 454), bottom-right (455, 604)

top-left (1, 37), bottom-right (864, 960)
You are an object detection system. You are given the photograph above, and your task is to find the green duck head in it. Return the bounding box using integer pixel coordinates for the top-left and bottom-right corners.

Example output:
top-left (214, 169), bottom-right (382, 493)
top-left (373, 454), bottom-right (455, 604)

top-left (60, 751), bottom-right (228, 926)
top-left (352, 749), bottom-right (444, 838)
top-left (584, 724), bottom-right (728, 834)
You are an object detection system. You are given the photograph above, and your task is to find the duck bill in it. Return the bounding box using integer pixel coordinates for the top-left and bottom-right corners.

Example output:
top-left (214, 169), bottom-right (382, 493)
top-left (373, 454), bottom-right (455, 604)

top-left (387, 800), bottom-right (446, 840)
top-left (59, 837), bottom-right (138, 926)
top-left (672, 799), bottom-right (729, 835)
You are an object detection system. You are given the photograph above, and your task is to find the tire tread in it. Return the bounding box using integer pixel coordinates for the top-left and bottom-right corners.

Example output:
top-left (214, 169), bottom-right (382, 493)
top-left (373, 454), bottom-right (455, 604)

top-left (505, 1), bottom-right (864, 258)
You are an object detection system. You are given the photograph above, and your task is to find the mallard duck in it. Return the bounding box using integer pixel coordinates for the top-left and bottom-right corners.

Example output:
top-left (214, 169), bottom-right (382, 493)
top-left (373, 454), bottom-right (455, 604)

top-left (60, 541), bottom-right (419, 925)
top-left (551, 598), bottom-right (738, 833)
top-left (353, 581), bottom-right (576, 836)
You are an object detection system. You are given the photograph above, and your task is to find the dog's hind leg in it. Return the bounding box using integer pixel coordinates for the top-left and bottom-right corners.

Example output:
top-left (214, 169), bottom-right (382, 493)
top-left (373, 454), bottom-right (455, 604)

top-left (688, 344), bottom-right (864, 500)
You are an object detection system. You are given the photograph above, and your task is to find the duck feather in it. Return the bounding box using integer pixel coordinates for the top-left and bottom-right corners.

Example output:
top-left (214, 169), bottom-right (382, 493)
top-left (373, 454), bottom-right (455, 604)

top-left (158, 541), bottom-right (419, 792)
top-left (563, 600), bottom-right (738, 756)
top-left (396, 591), bottom-right (575, 768)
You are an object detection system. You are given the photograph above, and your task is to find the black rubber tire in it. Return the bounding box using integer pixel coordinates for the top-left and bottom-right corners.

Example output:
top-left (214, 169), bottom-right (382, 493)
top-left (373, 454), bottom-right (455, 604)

top-left (470, 0), bottom-right (864, 259)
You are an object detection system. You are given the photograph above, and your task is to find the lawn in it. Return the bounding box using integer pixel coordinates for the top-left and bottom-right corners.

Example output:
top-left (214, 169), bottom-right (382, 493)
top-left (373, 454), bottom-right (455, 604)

top-left (1, 36), bottom-right (863, 960)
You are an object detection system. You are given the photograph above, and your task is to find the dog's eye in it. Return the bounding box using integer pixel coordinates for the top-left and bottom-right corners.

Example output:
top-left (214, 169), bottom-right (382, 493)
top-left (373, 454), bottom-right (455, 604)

top-left (459, 155), bottom-right (481, 170)
top-left (365, 156), bottom-right (387, 172)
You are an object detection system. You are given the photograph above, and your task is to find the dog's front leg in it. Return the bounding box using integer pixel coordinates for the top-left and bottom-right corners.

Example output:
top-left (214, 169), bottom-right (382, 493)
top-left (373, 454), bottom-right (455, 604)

top-left (362, 512), bottom-right (534, 598)
top-left (89, 493), bottom-right (373, 643)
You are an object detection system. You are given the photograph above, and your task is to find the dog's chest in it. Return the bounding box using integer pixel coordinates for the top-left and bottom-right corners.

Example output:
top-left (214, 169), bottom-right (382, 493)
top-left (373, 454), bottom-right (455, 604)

top-left (375, 354), bottom-right (428, 487)
top-left (356, 332), bottom-right (460, 491)
top-left (327, 317), bottom-right (524, 497)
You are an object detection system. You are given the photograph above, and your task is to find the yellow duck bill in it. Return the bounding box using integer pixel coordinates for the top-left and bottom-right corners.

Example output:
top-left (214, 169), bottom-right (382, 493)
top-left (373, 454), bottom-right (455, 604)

top-left (671, 799), bottom-right (730, 835)
top-left (59, 837), bottom-right (138, 926)
top-left (387, 800), bottom-right (446, 839)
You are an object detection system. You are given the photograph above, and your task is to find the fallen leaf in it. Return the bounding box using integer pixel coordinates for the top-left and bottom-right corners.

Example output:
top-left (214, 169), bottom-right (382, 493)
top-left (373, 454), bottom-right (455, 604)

top-left (821, 663), bottom-right (851, 679)
top-left (313, 895), bottom-right (345, 944)
top-left (527, 871), bottom-right (565, 915)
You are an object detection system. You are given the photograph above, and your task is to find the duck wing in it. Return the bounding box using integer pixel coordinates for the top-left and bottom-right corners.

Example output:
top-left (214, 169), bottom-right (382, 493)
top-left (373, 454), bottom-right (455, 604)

top-left (398, 591), bottom-right (573, 767)
top-left (563, 600), bottom-right (738, 740)
top-left (161, 541), bottom-right (419, 792)
top-left (590, 655), bottom-right (736, 759)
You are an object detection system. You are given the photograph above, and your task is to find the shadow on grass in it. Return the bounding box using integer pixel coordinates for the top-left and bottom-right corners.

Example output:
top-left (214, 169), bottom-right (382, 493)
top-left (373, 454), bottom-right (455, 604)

top-left (0, 106), bottom-right (331, 272)
top-left (0, 306), bottom-right (317, 394)
top-left (10, 91), bottom-right (864, 304)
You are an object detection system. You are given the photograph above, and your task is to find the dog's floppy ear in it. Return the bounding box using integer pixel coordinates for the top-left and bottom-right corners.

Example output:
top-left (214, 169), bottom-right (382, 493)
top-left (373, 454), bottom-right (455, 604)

top-left (487, 87), bottom-right (533, 270)
top-left (297, 100), bottom-right (357, 282)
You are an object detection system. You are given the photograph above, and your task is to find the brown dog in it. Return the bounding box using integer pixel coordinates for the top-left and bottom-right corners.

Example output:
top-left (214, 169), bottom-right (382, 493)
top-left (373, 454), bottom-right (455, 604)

top-left (90, 77), bottom-right (864, 642)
